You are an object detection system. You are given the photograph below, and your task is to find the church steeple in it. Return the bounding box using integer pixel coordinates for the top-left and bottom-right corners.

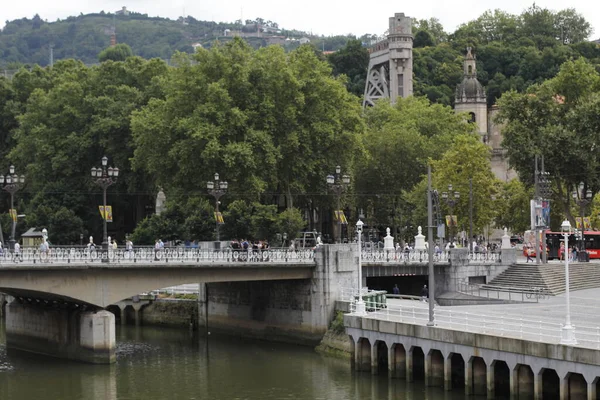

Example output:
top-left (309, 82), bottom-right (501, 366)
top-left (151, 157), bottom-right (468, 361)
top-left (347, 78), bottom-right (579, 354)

top-left (454, 47), bottom-right (488, 142)
top-left (463, 47), bottom-right (477, 77)
top-left (455, 47), bottom-right (486, 104)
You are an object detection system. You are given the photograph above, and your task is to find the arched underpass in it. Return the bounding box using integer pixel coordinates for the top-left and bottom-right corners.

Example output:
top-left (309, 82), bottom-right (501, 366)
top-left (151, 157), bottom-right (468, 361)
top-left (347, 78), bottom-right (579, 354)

top-left (367, 275), bottom-right (428, 297)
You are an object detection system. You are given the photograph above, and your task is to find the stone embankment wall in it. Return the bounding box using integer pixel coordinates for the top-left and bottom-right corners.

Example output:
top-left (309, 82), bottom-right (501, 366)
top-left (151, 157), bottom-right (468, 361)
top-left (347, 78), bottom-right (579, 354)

top-left (138, 299), bottom-right (198, 328)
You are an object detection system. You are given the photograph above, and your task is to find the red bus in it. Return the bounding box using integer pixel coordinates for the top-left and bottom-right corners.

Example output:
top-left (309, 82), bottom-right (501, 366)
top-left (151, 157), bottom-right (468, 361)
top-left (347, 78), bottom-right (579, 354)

top-left (545, 230), bottom-right (600, 260)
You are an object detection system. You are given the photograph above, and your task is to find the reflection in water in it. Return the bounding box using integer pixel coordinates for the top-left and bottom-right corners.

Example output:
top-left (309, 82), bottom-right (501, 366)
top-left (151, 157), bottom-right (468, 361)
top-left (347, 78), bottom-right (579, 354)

top-left (0, 320), bottom-right (470, 400)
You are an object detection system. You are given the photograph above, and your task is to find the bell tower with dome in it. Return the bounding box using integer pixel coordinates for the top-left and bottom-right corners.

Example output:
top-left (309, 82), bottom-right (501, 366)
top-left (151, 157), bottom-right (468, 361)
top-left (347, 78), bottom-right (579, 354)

top-left (455, 47), bottom-right (488, 142)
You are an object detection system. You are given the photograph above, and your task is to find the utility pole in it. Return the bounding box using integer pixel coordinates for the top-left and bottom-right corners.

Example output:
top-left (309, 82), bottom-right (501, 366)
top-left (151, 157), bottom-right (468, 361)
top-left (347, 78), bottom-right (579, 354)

top-left (469, 178), bottom-right (473, 252)
top-left (534, 155), bottom-right (540, 265)
top-left (427, 165), bottom-right (435, 326)
top-left (49, 44), bottom-right (54, 67)
top-left (541, 156), bottom-right (548, 264)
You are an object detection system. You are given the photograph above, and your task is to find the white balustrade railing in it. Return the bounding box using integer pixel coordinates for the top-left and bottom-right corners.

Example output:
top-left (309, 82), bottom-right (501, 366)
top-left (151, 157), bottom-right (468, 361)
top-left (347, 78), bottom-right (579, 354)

top-left (348, 298), bottom-right (600, 349)
top-left (359, 249), bottom-right (501, 264)
top-left (0, 246), bottom-right (315, 265)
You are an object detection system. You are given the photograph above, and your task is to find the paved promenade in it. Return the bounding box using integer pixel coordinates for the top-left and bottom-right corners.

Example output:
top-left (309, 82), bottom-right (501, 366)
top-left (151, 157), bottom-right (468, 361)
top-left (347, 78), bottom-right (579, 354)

top-left (366, 287), bottom-right (600, 350)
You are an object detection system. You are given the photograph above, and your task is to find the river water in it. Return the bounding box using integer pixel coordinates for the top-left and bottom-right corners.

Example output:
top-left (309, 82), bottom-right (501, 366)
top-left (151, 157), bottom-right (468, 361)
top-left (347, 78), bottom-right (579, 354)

top-left (0, 320), bottom-right (468, 400)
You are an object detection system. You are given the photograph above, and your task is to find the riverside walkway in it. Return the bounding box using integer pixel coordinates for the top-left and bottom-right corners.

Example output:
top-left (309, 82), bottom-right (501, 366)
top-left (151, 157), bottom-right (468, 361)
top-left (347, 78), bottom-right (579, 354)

top-left (344, 287), bottom-right (600, 398)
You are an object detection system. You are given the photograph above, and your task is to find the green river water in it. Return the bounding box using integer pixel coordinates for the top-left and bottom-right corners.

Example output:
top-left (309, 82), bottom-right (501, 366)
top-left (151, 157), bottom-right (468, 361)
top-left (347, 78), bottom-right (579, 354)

top-left (0, 320), bottom-right (472, 400)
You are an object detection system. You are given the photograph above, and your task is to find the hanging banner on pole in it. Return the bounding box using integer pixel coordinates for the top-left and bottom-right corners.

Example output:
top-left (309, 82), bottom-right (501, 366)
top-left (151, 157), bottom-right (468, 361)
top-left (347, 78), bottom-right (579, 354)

top-left (98, 206), bottom-right (113, 222)
top-left (334, 210), bottom-right (348, 225)
top-left (576, 217), bottom-right (591, 230)
top-left (105, 206), bottom-right (113, 222)
top-left (214, 212), bottom-right (224, 224)
top-left (9, 209), bottom-right (17, 222)
top-left (445, 215), bottom-right (457, 227)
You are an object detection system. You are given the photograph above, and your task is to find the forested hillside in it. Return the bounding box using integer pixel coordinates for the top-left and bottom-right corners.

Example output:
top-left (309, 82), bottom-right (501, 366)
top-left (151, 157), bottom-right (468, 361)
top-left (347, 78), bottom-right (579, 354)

top-left (0, 11), bottom-right (353, 67)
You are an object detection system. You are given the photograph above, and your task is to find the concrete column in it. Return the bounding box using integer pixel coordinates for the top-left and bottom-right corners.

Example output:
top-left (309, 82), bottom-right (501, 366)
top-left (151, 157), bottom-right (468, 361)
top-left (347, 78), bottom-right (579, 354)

top-left (425, 352), bottom-right (432, 386)
top-left (426, 351), bottom-right (444, 388)
top-left (131, 303), bottom-right (145, 327)
top-left (465, 360), bottom-right (473, 396)
top-left (387, 346), bottom-right (395, 378)
top-left (588, 380), bottom-right (596, 400)
top-left (394, 345), bottom-right (406, 379)
top-left (354, 339), bottom-right (361, 372)
top-left (560, 375), bottom-right (568, 400)
top-left (349, 337), bottom-right (356, 371)
top-left (444, 356), bottom-right (452, 391)
top-left (355, 339), bottom-right (370, 372)
top-left (517, 365), bottom-right (534, 398)
top-left (197, 282), bottom-right (208, 329)
top-left (371, 343), bottom-right (378, 375)
top-left (510, 366), bottom-right (518, 399)
top-left (472, 358), bottom-right (487, 396)
top-left (406, 349), bottom-right (413, 382)
top-left (487, 364), bottom-right (495, 399)
top-left (5, 302), bottom-right (115, 364)
top-left (534, 371), bottom-right (542, 400)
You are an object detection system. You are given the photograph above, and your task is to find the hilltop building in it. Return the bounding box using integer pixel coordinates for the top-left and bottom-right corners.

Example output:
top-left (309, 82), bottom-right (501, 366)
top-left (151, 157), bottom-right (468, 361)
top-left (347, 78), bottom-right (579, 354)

top-left (115, 7), bottom-right (129, 16)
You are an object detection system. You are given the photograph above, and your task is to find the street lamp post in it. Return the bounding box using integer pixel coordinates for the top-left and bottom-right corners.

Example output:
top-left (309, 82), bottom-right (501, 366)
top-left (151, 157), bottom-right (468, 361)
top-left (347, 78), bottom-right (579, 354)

top-left (327, 166), bottom-right (350, 244)
top-left (0, 166), bottom-right (25, 250)
top-left (441, 184), bottom-right (460, 248)
top-left (572, 182), bottom-right (592, 262)
top-left (561, 219), bottom-right (577, 345)
top-left (355, 218), bottom-right (366, 315)
top-left (207, 173), bottom-right (228, 244)
top-left (91, 156), bottom-right (118, 263)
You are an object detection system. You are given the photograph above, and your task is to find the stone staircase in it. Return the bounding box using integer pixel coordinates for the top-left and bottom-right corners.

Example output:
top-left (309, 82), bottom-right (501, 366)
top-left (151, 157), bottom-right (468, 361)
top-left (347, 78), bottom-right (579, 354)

top-left (481, 263), bottom-right (600, 295)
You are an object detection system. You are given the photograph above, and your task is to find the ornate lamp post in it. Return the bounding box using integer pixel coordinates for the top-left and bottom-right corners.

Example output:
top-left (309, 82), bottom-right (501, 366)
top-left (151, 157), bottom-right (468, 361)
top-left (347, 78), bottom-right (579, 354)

top-left (91, 156), bottom-right (118, 263)
top-left (355, 218), bottom-right (366, 315)
top-left (326, 166), bottom-right (350, 243)
top-left (207, 173), bottom-right (228, 243)
top-left (572, 182), bottom-right (592, 262)
top-left (441, 184), bottom-right (460, 248)
top-left (0, 165), bottom-right (25, 250)
top-left (561, 219), bottom-right (577, 345)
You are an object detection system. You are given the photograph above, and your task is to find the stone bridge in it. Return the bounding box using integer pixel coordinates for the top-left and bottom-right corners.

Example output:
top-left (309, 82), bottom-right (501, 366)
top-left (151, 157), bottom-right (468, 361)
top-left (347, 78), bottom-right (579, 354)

top-left (0, 245), bottom-right (515, 364)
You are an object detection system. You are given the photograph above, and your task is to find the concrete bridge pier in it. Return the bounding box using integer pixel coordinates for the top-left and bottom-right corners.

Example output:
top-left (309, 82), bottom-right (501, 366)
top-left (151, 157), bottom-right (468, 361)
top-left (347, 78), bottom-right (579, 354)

top-left (5, 300), bottom-right (115, 364)
top-left (0, 294), bottom-right (5, 317)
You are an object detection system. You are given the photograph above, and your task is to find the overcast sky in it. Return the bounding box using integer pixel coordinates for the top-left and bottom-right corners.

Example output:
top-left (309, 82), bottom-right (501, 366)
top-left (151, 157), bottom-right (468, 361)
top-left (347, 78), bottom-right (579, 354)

top-left (2, 0), bottom-right (599, 39)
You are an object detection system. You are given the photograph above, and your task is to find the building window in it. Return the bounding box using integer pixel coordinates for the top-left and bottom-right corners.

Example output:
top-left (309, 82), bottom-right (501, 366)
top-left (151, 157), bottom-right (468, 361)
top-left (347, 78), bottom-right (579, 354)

top-left (469, 112), bottom-right (476, 123)
top-left (398, 74), bottom-right (404, 97)
top-left (468, 65), bottom-right (473, 74)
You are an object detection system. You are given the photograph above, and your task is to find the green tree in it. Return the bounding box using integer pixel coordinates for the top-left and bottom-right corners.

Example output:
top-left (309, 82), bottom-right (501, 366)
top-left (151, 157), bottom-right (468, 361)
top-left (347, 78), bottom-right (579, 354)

top-left (327, 39), bottom-right (369, 96)
top-left (8, 58), bottom-right (169, 241)
top-left (275, 208), bottom-right (306, 240)
top-left (131, 38), bottom-right (363, 215)
top-left (494, 179), bottom-right (532, 233)
top-left (496, 58), bottom-right (600, 223)
top-left (355, 97), bottom-right (475, 228)
top-left (98, 43), bottom-right (134, 62)
top-left (420, 134), bottom-right (500, 236)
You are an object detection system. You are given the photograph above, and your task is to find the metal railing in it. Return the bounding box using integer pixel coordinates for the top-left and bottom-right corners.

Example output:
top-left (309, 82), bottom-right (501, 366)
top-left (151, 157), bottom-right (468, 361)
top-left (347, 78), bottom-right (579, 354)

top-left (347, 298), bottom-right (600, 349)
top-left (359, 248), bottom-right (501, 264)
top-left (0, 246), bottom-right (315, 265)
top-left (457, 280), bottom-right (551, 302)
